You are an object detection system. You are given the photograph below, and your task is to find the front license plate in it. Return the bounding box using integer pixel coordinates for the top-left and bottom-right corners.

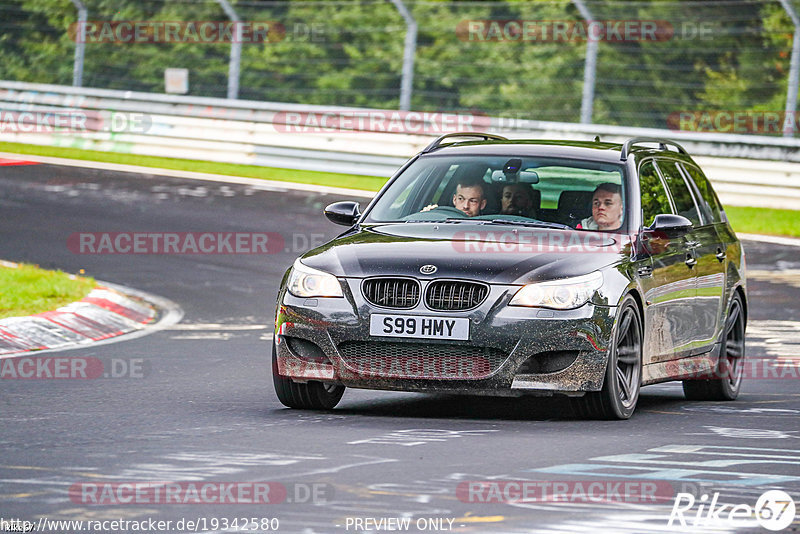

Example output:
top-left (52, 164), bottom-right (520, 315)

top-left (369, 314), bottom-right (470, 340)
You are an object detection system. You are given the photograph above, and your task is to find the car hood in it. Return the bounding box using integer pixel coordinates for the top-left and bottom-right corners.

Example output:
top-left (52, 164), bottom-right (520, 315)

top-left (300, 223), bottom-right (629, 285)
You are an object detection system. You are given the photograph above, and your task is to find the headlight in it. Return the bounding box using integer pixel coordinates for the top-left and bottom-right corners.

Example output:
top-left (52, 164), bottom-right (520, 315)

top-left (509, 272), bottom-right (603, 309)
top-left (287, 259), bottom-right (343, 298)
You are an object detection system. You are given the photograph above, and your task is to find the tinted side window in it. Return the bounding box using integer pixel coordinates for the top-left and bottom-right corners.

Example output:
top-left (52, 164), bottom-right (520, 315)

top-left (639, 161), bottom-right (672, 227)
top-left (681, 164), bottom-right (724, 224)
top-left (656, 160), bottom-right (702, 227)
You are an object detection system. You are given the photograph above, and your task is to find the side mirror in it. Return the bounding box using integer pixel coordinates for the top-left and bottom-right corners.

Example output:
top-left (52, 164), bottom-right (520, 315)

top-left (324, 201), bottom-right (361, 226)
top-left (647, 214), bottom-right (692, 237)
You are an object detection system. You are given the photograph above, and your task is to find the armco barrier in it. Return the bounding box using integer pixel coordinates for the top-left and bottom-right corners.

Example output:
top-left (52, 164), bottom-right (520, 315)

top-left (1, 80), bottom-right (799, 209)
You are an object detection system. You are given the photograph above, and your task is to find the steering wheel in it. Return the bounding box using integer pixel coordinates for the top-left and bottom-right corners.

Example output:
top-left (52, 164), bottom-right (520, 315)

top-left (402, 205), bottom-right (468, 221)
top-left (423, 205), bottom-right (468, 217)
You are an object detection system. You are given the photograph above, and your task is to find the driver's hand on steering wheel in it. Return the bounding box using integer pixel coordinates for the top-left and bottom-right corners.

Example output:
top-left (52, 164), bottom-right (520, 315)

top-left (420, 204), bottom-right (439, 212)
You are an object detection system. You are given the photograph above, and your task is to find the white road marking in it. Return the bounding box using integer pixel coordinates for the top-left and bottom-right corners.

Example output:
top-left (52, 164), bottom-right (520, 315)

top-left (748, 326), bottom-right (800, 372)
top-left (747, 320), bottom-right (800, 360)
top-left (740, 234), bottom-right (800, 248)
top-left (169, 333), bottom-right (233, 340)
top-left (348, 429), bottom-right (498, 447)
top-left (532, 444), bottom-right (800, 487)
top-left (681, 406), bottom-right (800, 415)
top-left (696, 426), bottom-right (800, 439)
top-left (529, 512), bottom-right (742, 533)
top-left (165, 323), bottom-right (269, 340)
top-left (0, 151), bottom-right (375, 198)
top-left (164, 323), bottom-right (268, 330)
top-left (747, 270), bottom-right (800, 288)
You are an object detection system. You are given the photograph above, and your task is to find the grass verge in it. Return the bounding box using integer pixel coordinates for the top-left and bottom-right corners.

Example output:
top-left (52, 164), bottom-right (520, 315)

top-left (0, 142), bottom-right (388, 192)
top-left (725, 206), bottom-right (800, 238)
top-left (0, 262), bottom-right (96, 319)
top-left (1, 142), bottom-right (798, 237)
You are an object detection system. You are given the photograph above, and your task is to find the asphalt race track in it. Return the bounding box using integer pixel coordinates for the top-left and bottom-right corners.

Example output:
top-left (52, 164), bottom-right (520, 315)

top-left (2, 162), bottom-right (800, 534)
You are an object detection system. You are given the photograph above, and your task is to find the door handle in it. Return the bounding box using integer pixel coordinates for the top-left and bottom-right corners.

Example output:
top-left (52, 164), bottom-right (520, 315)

top-left (716, 248), bottom-right (726, 262)
top-left (685, 254), bottom-right (697, 268)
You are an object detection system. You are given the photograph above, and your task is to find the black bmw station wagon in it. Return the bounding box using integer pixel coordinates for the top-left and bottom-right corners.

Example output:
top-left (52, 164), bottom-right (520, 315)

top-left (272, 134), bottom-right (747, 419)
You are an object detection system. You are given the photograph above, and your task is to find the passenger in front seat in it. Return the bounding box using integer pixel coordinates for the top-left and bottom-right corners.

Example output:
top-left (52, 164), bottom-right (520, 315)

top-left (576, 183), bottom-right (623, 231)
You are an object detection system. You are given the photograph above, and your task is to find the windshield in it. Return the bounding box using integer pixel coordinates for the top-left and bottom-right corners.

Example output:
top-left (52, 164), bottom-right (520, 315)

top-left (365, 154), bottom-right (628, 232)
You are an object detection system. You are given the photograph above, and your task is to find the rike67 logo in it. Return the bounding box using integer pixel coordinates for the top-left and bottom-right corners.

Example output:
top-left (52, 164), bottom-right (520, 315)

top-left (669, 489), bottom-right (796, 531)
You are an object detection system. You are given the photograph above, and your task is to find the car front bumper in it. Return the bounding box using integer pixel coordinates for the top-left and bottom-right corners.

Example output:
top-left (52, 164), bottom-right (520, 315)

top-left (274, 279), bottom-right (618, 396)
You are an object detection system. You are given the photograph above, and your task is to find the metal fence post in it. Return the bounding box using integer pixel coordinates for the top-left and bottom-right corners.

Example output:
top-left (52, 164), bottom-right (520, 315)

top-left (779, 0), bottom-right (800, 136)
top-left (70, 0), bottom-right (87, 87)
top-left (572, 0), bottom-right (597, 124)
top-left (217, 0), bottom-right (241, 99)
top-left (388, 0), bottom-right (417, 111)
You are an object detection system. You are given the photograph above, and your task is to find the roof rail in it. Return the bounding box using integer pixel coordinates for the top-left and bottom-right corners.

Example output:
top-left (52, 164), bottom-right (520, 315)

top-left (620, 137), bottom-right (688, 161)
top-left (422, 132), bottom-right (508, 154)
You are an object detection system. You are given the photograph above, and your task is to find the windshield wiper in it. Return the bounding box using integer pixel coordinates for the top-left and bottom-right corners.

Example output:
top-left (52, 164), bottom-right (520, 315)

top-left (485, 219), bottom-right (573, 230)
top-left (399, 218), bottom-right (471, 223)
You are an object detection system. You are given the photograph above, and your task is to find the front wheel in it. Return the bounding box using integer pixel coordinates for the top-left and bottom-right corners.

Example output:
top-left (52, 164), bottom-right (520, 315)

top-left (683, 292), bottom-right (745, 401)
top-left (572, 295), bottom-right (643, 420)
top-left (272, 342), bottom-right (345, 410)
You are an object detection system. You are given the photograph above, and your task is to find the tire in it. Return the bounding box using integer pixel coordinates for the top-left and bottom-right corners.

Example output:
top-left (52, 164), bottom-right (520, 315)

top-left (572, 295), bottom-right (643, 420)
top-left (272, 342), bottom-right (345, 410)
top-left (683, 293), bottom-right (745, 401)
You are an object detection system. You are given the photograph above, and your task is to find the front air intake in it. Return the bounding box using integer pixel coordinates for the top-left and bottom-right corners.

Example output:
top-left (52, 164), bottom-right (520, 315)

top-left (362, 278), bottom-right (421, 309)
top-left (425, 280), bottom-right (488, 311)
top-left (337, 341), bottom-right (507, 379)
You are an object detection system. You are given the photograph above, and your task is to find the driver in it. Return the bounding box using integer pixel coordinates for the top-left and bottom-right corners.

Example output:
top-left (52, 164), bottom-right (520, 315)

top-left (421, 177), bottom-right (487, 217)
top-left (500, 183), bottom-right (537, 218)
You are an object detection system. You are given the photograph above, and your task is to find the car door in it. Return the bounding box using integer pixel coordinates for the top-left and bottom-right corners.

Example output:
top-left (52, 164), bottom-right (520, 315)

top-left (679, 162), bottom-right (730, 348)
top-left (637, 160), bottom-right (697, 364)
top-left (655, 159), bottom-right (724, 355)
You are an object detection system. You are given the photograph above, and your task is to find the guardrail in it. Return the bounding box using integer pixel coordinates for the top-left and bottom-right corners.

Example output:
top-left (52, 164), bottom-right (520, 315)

top-left (1, 80), bottom-right (799, 209)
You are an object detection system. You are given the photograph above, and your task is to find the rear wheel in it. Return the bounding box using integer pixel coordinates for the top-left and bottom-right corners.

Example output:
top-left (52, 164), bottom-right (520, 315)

top-left (272, 342), bottom-right (344, 410)
top-left (572, 295), bottom-right (642, 420)
top-left (683, 293), bottom-right (745, 401)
